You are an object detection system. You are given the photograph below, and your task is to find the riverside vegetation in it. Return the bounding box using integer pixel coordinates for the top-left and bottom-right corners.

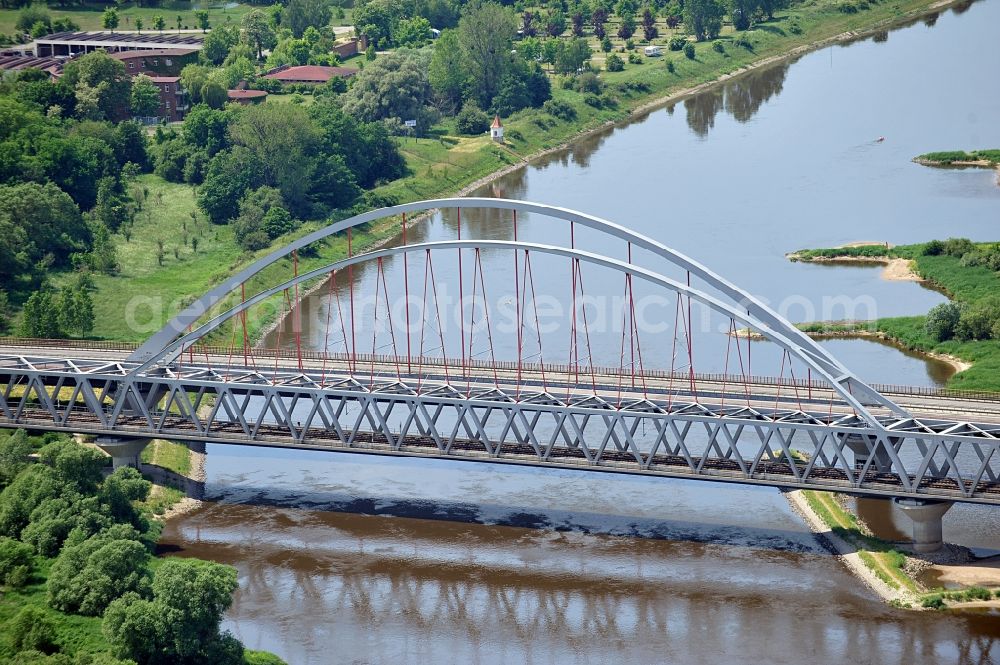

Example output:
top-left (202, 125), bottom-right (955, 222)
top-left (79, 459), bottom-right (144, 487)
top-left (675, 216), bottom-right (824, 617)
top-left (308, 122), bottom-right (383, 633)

top-left (801, 489), bottom-right (1000, 610)
top-left (0, 0), bottom-right (965, 347)
top-left (788, 239), bottom-right (1000, 392)
top-left (0, 429), bottom-right (286, 665)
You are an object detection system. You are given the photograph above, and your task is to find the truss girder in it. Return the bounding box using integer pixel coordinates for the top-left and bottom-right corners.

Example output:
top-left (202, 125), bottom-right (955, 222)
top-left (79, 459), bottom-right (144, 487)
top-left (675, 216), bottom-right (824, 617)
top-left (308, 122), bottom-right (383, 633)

top-left (3, 361), bottom-right (1000, 504)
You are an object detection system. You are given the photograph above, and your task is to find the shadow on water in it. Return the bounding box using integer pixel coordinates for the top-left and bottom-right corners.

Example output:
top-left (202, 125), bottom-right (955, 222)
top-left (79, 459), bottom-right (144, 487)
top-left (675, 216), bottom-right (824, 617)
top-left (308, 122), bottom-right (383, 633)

top-left (184, 482), bottom-right (824, 554)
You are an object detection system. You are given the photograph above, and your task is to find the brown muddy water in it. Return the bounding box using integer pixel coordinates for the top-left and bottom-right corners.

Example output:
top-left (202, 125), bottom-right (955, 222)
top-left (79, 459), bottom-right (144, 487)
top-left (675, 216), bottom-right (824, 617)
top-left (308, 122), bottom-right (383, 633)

top-left (172, 2), bottom-right (1000, 663)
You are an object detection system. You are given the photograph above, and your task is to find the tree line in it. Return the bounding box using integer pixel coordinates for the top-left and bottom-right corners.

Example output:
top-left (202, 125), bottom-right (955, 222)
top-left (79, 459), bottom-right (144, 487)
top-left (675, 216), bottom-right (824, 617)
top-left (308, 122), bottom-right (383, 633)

top-left (0, 431), bottom-right (268, 663)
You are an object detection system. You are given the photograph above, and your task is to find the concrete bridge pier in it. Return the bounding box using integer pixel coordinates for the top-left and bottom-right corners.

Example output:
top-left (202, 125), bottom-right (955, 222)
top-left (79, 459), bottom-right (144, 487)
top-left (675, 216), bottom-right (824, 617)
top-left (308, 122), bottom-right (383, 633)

top-left (95, 436), bottom-right (150, 469)
top-left (892, 498), bottom-right (953, 553)
top-left (842, 433), bottom-right (893, 473)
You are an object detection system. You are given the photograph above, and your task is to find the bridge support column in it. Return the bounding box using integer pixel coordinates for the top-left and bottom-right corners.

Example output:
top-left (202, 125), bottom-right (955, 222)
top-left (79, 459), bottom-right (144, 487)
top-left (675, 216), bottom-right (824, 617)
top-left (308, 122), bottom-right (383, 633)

top-left (892, 498), bottom-right (952, 553)
top-left (95, 436), bottom-right (150, 470)
top-left (842, 434), bottom-right (892, 473)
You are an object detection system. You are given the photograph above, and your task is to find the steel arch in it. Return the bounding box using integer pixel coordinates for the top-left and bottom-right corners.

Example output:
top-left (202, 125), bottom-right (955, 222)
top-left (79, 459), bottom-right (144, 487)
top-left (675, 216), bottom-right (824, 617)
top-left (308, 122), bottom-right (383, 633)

top-left (129, 198), bottom-right (901, 416)
top-left (128, 239), bottom-right (888, 428)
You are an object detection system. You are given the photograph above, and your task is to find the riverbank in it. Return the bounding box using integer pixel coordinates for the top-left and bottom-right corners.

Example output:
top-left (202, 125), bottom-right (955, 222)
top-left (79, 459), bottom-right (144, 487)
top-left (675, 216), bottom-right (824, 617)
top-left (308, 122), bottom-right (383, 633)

top-left (787, 240), bottom-right (1000, 391)
top-left (786, 488), bottom-right (1000, 611)
top-left (914, 150), bottom-right (1000, 187)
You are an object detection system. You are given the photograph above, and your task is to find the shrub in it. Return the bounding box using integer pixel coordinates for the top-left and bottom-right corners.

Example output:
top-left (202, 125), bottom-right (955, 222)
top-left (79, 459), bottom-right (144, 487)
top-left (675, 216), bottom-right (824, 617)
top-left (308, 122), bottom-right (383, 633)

top-left (712, 40), bottom-right (725, 53)
top-left (542, 98), bottom-right (577, 121)
top-left (922, 239), bottom-right (945, 256)
top-left (575, 71), bottom-right (603, 94)
top-left (668, 36), bottom-right (686, 51)
top-left (921, 594), bottom-right (945, 610)
top-left (788, 18), bottom-right (802, 34)
top-left (666, 60), bottom-right (676, 73)
top-left (628, 52), bottom-right (642, 64)
top-left (838, 1), bottom-right (859, 13)
top-left (955, 297), bottom-right (1000, 341)
top-left (924, 302), bottom-right (963, 342)
top-left (455, 102), bottom-right (491, 135)
top-left (733, 34), bottom-right (753, 50)
top-left (943, 237), bottom-right (975, 257)
top-left (605, 53), bottom-right (624, 71)
top-left (625, 38), bottom-right (635, 50)
top-left (601, 36), bottom-right (613, 52)
top-left (0, 537), bottom-right (34, 588)
top-left (9, 606), bottom-right (59, 654)
top-left (964, 586), bottom-right (992, 601)
top-left (684, 42), bottom-right (695, 59)
top-left (583, 94), bottom-right (603, 108)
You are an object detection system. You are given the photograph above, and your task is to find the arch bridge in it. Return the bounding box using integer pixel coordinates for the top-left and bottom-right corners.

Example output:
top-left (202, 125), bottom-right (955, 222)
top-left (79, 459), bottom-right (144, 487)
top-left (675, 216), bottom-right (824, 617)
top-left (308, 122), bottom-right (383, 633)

top-left (2, 199), bottom-right (999, 550)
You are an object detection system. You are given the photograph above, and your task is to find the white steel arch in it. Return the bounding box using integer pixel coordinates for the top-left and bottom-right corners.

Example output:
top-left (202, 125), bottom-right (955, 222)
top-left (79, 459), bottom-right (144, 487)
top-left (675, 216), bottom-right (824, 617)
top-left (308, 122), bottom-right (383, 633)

top-left (129, 239), bottom-right (890, 428)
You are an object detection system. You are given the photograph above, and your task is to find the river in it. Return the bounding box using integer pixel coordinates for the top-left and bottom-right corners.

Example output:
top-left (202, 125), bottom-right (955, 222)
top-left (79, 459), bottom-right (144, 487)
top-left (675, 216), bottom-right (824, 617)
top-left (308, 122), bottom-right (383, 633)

top-left (163, 2), bottom-right (1000, 663)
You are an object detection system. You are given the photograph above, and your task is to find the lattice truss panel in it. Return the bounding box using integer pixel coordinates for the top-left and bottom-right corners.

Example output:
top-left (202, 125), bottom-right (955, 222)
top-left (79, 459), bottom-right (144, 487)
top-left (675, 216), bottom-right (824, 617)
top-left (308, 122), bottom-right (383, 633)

top-left (3, 354), bottom-right (1000, 504)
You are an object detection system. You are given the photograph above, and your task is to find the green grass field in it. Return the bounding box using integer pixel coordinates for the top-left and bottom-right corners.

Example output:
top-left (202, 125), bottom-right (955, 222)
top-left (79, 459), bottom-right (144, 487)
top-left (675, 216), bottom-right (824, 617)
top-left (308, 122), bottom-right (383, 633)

top-left (0, 1), bottom-right (253, 36)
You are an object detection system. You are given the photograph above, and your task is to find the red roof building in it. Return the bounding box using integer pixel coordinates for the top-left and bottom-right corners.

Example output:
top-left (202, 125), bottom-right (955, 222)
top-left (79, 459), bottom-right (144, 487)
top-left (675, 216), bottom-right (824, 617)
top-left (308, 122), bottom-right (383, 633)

top-left (261, 65), bottom-right (359, 85)
top-left (227, 89), bottom-right (268, 104)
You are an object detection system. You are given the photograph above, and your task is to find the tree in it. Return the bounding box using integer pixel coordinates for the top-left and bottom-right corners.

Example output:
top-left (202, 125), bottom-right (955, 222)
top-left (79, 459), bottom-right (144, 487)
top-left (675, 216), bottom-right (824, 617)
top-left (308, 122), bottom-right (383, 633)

top-left (241, 10), bottom-right (277, 61)
top-left (196, 10), bottom-right (210, 32)
top-left (61, 51), bottom-right (131, 121)
top-left (135, 17), bottom-right (144, 33)
top-left (545, 9), bottom-right (567, 37)
top-left (16, 6), bottom-right (51, 34)
top-left (641, 7), bottom-right (658, 40)
top-left (229, 104), bottom-right (320, 216)
top-left (102, 7), bottom-right (119, 32)
top-left (0, 182), bottom-right (86, 285)
top-left (341, 50), bottom-right (433, 127)
top-left (201, 80), bottom-right (228, 109)
top-left (201, 25), bottom-right (239, 65)
top-left (955, 297), bottom-right (1000, 341)
top-left (182, 103), bottom-right (230, 155)
top-left (571, 12), bottom-right (584, 36)
top-left (683, 0), bottom-right (725, 40)
top-left (130, 74), bottom-right (161, 118)
top-left (592, 7), bottom-right (608, 39)
top-left (282, 0), bottom-right (331, 38)
top-left (0, 290), bottom-right (9, 335)
top-left (232, 186), bottom-right (285, 249)
top-left (198, 147), bottom-right (265, 224)
top-left (606, 52), bottom-right (624, 71)
top-left (17, 289), bottom-right (61, 338)
top-left (0, 536), bottom-right (33, 587)
top-left (522, 11), bottom-right (536, 37)
top-left (104, 558), bottom-right (242, 665)
top-left (601, 35), bottom-right (612, 52)
top-left (394, 16), bottom-right (433, 47)
top-left (555, 38), bottom-right (591, 74)
top-left (180, 64), bottom-right (210, 105)
top-left (177, 15), bottom-right (183, 31)
top-left (353, 0), bottom-right (400, 48)
top-left (308, 102), bottom-right (406, 189)
top-left (428, 29), bottom-right (466, 113)
top-left (617, 13), bottom-right (636, 39)
top-left (925, 302), bottom-right (963, 342)
top-left (459, 0), bottom-right (518, 108)
top-left (153, 15), bottom-right (166, 32)
top-left (0, 433), bottom-right (31, 481)
top-left (48, 535), bottom-right (151, 616)
top-left (729, 0), bottom-right (755, 30)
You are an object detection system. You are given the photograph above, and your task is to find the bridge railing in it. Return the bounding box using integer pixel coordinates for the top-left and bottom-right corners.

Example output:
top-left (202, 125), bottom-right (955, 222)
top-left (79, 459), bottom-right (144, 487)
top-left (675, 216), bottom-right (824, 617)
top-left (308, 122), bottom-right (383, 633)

top-left (1, 336), bottom-right (997, 403)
